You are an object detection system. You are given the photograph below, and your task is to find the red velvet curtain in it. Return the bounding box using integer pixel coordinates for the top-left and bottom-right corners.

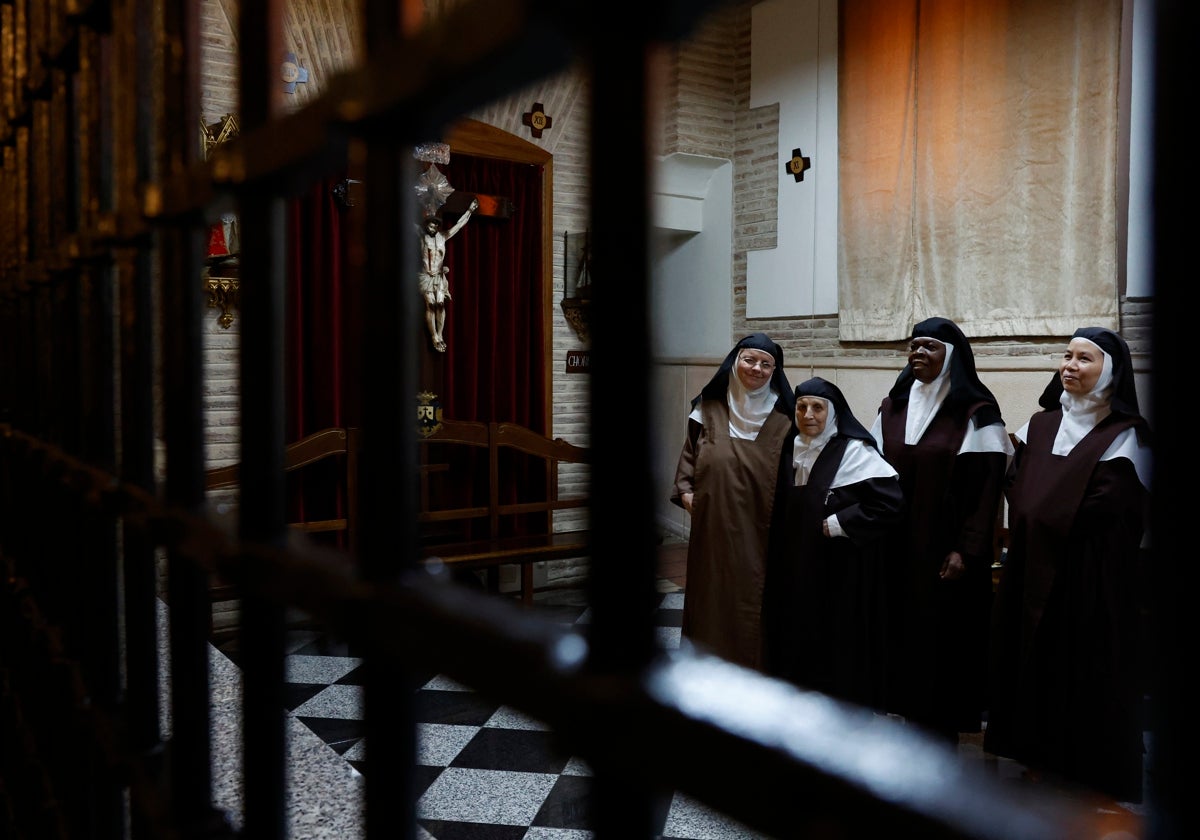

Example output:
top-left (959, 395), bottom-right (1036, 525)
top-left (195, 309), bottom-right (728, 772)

top-left (284, 175), bottom-right (356, 534)
top-left (438, 153), bottom-right (545, 433)
top-left (286, 175), bottom-right (355, 436)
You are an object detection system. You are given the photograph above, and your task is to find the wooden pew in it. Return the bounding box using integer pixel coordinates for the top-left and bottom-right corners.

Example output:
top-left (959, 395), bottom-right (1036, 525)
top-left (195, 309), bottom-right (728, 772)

top-left (418, 419), bottom-right (591, 604)
top-left (204, 421), bottom-right (590, 625)
top-left (204, 427), bottom-right (358, 636)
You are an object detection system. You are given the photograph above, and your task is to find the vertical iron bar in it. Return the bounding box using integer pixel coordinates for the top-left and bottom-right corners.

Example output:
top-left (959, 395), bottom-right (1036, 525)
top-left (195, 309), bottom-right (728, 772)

top-left (359, 1), bottom-right (423, 836)
top-left (0, 0), bottom-right (11, 422)
top-left (116, 0), bottom-right (167, 835)
top-left (0, 137), bottom-right (10, 419)
top-left (237, 3), bottom-right (288, 839)
top-left (159, 0), bottom-right (225, 832)
top-left (72, 22), bottom-right (122, 815)
top-left (1149, 4), bottom-right (1187, 839)
top-left (236, 197), bottom-right (289, 838)
top-left (78, 9), bottom-right (121, 719)
top-left (360, 143), bottom-right (421, 840)
top-left (46, 7), bottom-right (107, 834)
top-left (30, 92), bottom-right (60, 447)
top-left (17, 127), bottom-right (38, 436)
top-left (82, 261), bottom-right (124, 840)
top-left (586, 10), bottom-right (660, 839)
top-left (119, 0), bottom-right (166, 768)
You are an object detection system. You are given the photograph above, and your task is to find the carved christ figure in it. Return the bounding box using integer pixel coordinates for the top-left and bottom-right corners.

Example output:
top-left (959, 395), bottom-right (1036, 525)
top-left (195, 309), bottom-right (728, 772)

top-left (418, 197), bottom-right (478, 353)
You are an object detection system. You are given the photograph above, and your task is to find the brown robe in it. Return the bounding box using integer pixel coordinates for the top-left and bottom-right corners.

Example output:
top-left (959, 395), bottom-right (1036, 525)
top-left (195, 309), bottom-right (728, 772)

top-left (986, 409), bottom-right (1148, 803)
top-left (877, 397), bottom-right (1007, 738)
top-left (672, 399), bottom-right (794, 670)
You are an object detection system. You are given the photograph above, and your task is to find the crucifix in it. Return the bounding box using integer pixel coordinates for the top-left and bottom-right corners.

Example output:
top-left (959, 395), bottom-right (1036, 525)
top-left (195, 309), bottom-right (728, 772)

top-left (413, 145), bottom-right (512, 354)
top-left (417, 174), bottom-right (476, 354)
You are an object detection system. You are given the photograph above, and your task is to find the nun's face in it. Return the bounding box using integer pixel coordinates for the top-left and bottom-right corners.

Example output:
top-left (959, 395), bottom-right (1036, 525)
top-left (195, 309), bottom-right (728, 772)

top-left (736, 348), bottom-right (776, 390)
top-left (1060, 338), bottom-right (1104, 395)
top-left (907, 337), bottom-right (946, 383)
top-left (795, 397), bottom-right (829, 439)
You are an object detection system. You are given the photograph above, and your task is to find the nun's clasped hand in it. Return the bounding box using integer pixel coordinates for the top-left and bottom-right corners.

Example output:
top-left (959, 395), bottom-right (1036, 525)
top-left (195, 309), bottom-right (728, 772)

top-left (939, 550), bottom-right (965, 580)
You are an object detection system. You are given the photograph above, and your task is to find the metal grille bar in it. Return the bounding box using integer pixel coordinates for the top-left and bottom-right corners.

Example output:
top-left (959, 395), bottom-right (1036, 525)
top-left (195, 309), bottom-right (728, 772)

top-left (0, 2), bottom-right (1184, 839)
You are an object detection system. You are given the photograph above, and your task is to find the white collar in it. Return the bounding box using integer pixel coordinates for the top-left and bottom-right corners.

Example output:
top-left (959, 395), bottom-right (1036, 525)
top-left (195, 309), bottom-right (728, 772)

top-left (727, 353), bottom-right (778, 440)
top-left (1052, 341), bottom-right (1114, 455)
top-left (793, 400), bottom-right (837, 485)
top-left (904, 341), bottom-right (954, 444)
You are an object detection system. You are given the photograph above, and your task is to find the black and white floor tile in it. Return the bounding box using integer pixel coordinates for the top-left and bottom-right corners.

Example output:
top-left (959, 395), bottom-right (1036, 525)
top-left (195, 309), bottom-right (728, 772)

top-left (210, 582), bottom-right (1148, 839)
top-left (216, 585), bottom-right (786, 839)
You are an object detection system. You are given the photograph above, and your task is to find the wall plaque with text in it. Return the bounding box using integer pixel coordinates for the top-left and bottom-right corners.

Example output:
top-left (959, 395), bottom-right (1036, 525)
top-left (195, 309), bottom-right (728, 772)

top-left (565, 350), bottom-right (590, 374)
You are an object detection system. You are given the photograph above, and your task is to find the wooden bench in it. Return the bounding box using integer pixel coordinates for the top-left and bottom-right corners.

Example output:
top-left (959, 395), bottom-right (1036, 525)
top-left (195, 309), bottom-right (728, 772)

top-left (204, 427), bottom-right (359, 636)
top-left (205, 426), bottom-right (359, 546)
top-left (418, 419), bottom-right (591, 603)
top-left (204, 421), bottom-right (590, 615)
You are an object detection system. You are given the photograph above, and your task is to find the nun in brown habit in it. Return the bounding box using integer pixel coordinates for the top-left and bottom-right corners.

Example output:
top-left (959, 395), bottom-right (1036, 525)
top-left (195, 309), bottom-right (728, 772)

top-left (671, 333), bottom-right (795, 671)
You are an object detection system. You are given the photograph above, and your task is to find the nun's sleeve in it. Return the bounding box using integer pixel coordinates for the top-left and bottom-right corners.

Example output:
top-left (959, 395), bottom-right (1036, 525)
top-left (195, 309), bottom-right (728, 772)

top-left (950, 449), bottom-right (1007, 563)
top-left (826, 441), bottom-right (904, 542)
top-left (670, 418), bottom-right (703, 509)
top-left (869, 412), bottom-right (885, 452)
top-left (833, 476), bottom-right (905, 544)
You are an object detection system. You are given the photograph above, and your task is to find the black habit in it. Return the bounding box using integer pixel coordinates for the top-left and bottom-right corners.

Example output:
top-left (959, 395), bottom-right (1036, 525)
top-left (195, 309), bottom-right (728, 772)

top-left (985, 409), bottom-right (1149, 803)
top-left (877, 398), bottom-right (1007, 737)
top-left (765, 433), bottom-right (903, 709)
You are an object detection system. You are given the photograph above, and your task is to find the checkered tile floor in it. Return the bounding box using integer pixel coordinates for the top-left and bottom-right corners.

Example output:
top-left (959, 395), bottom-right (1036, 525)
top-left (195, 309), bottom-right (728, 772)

top-left (215, 578), bottom-right (1149, 839)
top-left (217, 583), bottom-right (783, 839)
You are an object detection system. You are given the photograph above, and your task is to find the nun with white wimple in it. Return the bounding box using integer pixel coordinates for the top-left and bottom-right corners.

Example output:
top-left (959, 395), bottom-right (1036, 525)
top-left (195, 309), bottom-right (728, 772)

top-left (763, 377), bottom-right (902, 710)
top-left (985, 327), bottom-right (1152, 805)
top-left (671, 333), bottom-right (795, 672)
top-left (869, 316), bottom-right (1014, 742)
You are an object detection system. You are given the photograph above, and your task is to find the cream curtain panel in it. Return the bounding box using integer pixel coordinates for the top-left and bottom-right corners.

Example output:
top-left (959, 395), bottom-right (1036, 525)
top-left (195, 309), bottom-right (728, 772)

top-left (837, 0), bottom-right (1123, 342)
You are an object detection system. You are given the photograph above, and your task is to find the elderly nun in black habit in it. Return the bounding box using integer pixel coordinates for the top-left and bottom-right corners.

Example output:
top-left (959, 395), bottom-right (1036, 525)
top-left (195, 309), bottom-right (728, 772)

top-left (763, 377), bottom-right (903, 709)
top-left (870, 316), bottom-right (1014, 742)
top-left (671, 333), bottom-right (795, 672)
top-left (985, 327), bottom-right (1152, 804)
